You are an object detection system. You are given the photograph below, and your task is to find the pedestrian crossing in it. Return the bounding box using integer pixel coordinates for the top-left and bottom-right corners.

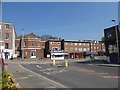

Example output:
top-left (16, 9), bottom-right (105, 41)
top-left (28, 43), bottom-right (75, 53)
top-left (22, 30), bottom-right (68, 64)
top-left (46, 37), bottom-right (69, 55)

top-left (36, 65), bottom-right (69, 75)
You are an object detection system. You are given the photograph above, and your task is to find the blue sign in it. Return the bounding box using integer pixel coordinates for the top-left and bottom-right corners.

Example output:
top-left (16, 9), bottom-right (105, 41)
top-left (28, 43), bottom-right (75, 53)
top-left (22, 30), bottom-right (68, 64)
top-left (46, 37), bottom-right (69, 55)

top-left (51, 50), bottom-right (63, 53)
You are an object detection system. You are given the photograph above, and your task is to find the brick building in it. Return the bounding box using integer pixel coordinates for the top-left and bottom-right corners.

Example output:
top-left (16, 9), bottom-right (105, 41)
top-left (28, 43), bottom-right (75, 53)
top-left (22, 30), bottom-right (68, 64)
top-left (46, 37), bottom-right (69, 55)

top-left (45, 39), bottom-right (105, 59)
top-left (88, 40), bottom-right (105, 54)
top-left (45, 39), bottom-right (62, 58)
top-left (16, 33), bottom-right (45, 59)
top-left (61, 40), bottom-right (90, 58)
top-left (0, 22), bottom-right (16, 59)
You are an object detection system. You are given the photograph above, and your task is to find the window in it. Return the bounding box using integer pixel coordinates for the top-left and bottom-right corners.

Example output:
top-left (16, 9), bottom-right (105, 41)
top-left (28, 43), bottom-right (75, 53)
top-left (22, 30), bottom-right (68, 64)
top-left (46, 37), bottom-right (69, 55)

top-left (75, 43), bottom-right (77, 45)
top-left (5, 33), bottom-right (9, 40)
top-left (58, 42), bottom-right (61, 45)
top-left (79, 43), bottom-right (82, 46)
top-left (31, 42), bottom-right (34, 46)
top-left (108, 44), bottom-right (118, 54)
top-left (65, 48), bottom-right (68, 51)
top-left (79, 48), bottom-right (82, 51)
top-left (0, 25), bottom-right (1, 29)
top-left (5, 24), bottom-right (10, 29)
top-left (71, 43), bottom-right (73, 45)
top-left (51, 42), bottom-right (54, 45)
top-left (83, 48), bottom-right (87, 51)
top-left (83, 43), bottom-right (86, 46)
top-left (70, 48), bottom-right (73, 51)
top-left (5, 43), bottom-right (9, 49)
top-left (65, 42), bottom-right (68, 45)
top-left (88, 48), bottom-right (90, 50)
top-left (75, 48), bottom-right (78, 51)
top-left (24, 42), bottom-right (26, 47)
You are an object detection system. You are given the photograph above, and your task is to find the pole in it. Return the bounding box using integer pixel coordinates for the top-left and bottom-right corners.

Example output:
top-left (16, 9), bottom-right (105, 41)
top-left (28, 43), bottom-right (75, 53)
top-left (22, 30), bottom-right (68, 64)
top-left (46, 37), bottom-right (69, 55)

top-left (22, 29), bottom-right (24, 61)
top-left (112, 20), bottom-right (120, 64)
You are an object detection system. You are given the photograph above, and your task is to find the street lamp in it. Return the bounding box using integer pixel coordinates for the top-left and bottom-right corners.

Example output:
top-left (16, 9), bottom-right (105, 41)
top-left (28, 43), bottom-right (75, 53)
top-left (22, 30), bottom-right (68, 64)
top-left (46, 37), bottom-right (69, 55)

top-left (22, 29), bottom-right (24, 61)
top-left (112, 20), bottom-right (120, 64)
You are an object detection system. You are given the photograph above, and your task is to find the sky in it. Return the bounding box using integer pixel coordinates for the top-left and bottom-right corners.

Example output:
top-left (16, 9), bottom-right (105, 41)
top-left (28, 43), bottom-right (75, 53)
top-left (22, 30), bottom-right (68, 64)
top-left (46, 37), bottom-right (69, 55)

top-left (2, 2), bottom-right (118, 40)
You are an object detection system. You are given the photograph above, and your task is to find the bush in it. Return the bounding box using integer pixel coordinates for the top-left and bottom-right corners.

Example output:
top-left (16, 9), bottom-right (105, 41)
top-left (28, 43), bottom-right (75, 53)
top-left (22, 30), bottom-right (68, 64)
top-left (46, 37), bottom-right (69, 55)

top-left (0, 71), bottom-right (17, 90)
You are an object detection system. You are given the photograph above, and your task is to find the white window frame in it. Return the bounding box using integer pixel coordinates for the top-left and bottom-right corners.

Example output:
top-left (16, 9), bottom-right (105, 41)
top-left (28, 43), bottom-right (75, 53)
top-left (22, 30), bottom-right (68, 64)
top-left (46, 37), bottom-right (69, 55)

top-left (5, 33), bottom-right (9, 40)
top-left (5, 24), bottom-right (10, 30)
top-left (75, 43), bottom-right (77, 45)
top-left (51, 42), bottom-right (54, 45)
top-left (79, 48), bottom-right (82, 51)
top-left (79, 43), bottom-right (82, 46)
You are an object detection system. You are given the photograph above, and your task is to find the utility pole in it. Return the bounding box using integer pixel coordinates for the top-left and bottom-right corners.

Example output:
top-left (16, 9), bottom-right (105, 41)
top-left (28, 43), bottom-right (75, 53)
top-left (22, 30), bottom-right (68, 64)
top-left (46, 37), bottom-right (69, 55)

top-left (22, 29), bottom-right (24, 61)
top-left (112, 20), bottom-right (120, 64)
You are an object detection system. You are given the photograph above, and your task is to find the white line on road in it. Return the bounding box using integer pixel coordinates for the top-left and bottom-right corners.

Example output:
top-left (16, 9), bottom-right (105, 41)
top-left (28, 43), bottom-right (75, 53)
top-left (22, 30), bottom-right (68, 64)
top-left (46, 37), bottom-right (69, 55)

top-left (15, 77), bottom-right (28, 80)
top-left (19, 65), bottom-right (68, 88)
top-left (103, 76), bottom-right (120, 79)
top-left (36, 65), bottom-right (42, 69)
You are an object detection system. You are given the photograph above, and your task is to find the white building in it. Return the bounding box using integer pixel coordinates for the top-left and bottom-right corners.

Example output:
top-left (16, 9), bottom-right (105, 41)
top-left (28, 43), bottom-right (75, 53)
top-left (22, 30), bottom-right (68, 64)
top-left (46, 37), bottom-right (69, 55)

top-left (0, 22), bottom-right (16, 59)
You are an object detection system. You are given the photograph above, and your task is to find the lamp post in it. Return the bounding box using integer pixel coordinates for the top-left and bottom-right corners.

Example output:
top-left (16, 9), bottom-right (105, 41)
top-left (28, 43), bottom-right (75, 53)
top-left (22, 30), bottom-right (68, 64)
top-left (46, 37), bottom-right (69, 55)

top-left (112, 20), bottom-right (120, 64)
top-left (22, 29), bottom-right (24, 61)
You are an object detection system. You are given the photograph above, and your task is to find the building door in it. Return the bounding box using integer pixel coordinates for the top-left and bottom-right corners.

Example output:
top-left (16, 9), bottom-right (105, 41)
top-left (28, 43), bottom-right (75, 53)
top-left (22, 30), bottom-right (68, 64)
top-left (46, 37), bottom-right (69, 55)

top-left (30, 50), bottom-right (36, 58)
top-left (5, 52), bottom-right (8, 59)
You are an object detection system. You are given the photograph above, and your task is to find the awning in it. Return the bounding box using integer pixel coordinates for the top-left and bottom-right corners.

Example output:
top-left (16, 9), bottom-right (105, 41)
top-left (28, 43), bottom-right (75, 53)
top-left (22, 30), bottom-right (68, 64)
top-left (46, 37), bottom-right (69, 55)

top-left (51, 53), bottom-right (69, 55)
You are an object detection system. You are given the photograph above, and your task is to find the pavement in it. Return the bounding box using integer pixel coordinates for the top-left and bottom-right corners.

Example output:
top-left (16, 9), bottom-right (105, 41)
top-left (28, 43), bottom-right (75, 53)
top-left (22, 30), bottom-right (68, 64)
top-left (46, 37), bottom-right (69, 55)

top-left (4, 59), bottom-right (67, 88)
top-left (3, 57), bottom-right (120, 88)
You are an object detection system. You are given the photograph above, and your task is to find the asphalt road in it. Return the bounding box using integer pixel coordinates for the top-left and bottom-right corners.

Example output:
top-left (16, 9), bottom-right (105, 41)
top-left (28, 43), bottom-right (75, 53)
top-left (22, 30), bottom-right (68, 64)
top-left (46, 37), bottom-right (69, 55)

top-left (22, 62), bottom-right (118, 88)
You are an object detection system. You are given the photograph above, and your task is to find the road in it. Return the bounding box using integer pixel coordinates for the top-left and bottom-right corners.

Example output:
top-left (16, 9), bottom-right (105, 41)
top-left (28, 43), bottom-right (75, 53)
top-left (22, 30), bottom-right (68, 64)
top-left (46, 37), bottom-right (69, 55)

top-left (22, 62), bottom-right (118, 88)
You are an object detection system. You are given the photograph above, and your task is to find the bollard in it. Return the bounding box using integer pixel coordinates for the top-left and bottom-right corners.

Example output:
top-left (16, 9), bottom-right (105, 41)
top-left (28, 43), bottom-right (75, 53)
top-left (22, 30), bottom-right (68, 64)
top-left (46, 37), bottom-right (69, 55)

top-left (53, 59), bottom-right (56, 65)
top-left (65, 60), bottom-right (68, 67)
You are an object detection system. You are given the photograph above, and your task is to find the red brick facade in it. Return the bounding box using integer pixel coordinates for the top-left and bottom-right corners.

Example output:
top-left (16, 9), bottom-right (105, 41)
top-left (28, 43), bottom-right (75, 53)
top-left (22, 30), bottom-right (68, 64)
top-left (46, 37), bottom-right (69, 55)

top-left (15, 33), bottom-right (45, 59)
top-left (45, 39), bottom-right (105, 59)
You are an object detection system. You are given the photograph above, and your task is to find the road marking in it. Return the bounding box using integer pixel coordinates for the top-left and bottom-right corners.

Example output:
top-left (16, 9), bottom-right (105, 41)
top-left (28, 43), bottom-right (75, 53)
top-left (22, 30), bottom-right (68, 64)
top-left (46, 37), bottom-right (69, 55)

top-left (28, 75), bottom-right (34, 77)
top-left (46, 86), bottom-right (56, 88)
top-left (15, 77), bottom-right (28, 80)
top-left (39, 67), bottom-right (69, 75)
top-left (103, 76), bottom-right (120, 79)
top-left (20, 65), bottom-right (68, 88)
top-left (16, 83), bottom-right (19, 87)
top-left (36, 65), bottom-right (42, 69)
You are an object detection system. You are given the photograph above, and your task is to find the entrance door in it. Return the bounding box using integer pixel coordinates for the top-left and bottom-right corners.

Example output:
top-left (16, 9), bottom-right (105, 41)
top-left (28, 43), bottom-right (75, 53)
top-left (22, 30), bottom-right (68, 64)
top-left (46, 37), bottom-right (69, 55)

top-left (30, 50), bottom-right (36, 58)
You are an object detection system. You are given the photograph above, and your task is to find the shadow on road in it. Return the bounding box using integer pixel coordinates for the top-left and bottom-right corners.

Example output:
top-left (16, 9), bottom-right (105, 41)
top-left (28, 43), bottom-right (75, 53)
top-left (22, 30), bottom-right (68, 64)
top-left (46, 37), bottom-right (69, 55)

top-left (76, 59), bottom-right (109, 64)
